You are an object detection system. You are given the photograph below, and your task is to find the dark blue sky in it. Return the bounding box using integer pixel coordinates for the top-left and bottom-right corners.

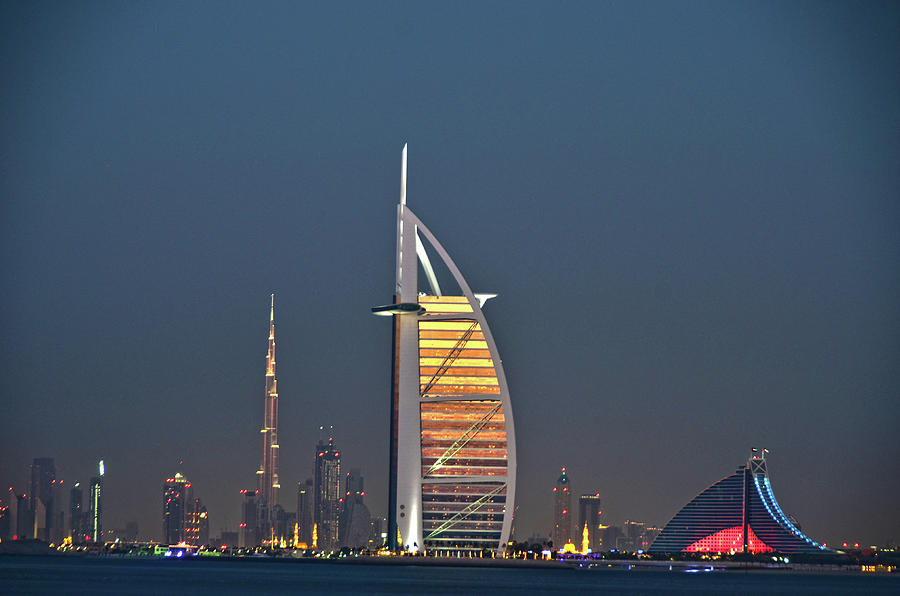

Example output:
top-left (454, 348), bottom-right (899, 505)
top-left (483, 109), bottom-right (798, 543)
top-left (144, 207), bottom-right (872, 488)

top-left (2, 1), bottom-right (898, 546)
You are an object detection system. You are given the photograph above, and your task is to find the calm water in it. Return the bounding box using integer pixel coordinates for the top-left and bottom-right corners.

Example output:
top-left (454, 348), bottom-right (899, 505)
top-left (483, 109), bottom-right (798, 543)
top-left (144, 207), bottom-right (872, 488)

top-left (1, 556), bottom-right (897, 595)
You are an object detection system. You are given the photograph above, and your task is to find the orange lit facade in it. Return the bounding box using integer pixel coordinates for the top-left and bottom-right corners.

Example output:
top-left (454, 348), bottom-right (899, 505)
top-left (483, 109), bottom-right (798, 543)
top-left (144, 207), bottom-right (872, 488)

top-left (418, 297), bottom-right (510, 552)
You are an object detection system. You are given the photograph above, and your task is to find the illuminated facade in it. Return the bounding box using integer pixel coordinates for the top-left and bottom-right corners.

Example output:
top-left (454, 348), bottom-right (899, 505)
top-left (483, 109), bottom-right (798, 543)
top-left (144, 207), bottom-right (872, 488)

top-left (88, 460), bottom-right (103, 544)
top-left (552, 468), bottom-right (571, 548)
top-left (648, 449), bottom-right (829, 554)
top-left (578, 493), bottom-right (603, 552)
top-left (314, 436), bottom-right (341, 552)
top-left (163, 473), bottom-right (189, 544)
top-left (373, 145), bottom-right (516, 554)
top-left (185, 498), bottom-right (209, 546)
top-left (256, 294), bottom-right (280, 542)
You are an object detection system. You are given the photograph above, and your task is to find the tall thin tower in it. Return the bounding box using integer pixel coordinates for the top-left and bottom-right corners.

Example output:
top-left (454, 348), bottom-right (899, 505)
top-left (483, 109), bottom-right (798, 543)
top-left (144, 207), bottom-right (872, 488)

top-left (257, 294), bottom-right (280, 539)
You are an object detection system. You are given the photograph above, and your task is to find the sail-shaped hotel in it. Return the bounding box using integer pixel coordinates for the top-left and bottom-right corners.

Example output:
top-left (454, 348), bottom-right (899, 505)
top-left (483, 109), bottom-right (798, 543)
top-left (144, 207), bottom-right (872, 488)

top-left (373, 146), bottom-right (516, 555)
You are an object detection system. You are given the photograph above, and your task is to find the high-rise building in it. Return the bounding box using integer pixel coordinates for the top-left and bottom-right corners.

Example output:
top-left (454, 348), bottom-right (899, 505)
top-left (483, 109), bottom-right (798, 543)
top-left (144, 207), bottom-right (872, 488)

top-left (339, 469), bottom-right (372, 548)
top-left (314, 435), bottom-right (341, 552)
top-left (186, 498), bottom-right (209, 546)
top-left (256, 294), bottom-right (280, 543)
top-left (269, 505), bottom-right (297, 546)
top-left (372, 146), bottom-right (517, 555)
top-left (648, 449), bottom-right (829, 554)
top-left (552, 468), bottom-right (571, 548)
top-left (15, 492), bottom-right (31, 541)
top-left (163, 473), bottom-right (190, 544)
top-left (69, 483), bottom-right (83, 543)
top-left (578, 493), bottom-right (603, 552)
top-left (296, 478), bottom-right (313, 547)
top-left (88, 460), bottom-right (104, 544)
top-left (0, 495), bottom-right (10, 541)
top-left (29, 458), bottom-right (55, 541)
top-left (238, 489), bottom-right (259, 548)
top-left (623, 520), bottom-right (644, 552)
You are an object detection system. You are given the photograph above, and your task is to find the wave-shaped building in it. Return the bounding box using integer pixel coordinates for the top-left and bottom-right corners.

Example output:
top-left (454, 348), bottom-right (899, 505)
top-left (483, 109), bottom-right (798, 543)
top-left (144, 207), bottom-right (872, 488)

top-left (373, 145), bottom-right (516, 555)
top-left (648, 449), bottom-right (828, 554)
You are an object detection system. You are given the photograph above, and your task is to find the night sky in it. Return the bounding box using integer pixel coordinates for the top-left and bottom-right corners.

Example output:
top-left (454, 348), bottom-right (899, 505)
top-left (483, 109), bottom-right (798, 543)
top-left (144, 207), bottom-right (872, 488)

top-left (2, 1), bottom-right (898, 547)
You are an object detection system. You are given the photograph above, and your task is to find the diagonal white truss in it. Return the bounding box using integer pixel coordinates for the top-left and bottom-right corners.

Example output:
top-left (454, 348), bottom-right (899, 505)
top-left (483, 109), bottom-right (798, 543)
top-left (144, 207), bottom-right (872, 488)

top-left (425, 483), bottom-right (507, 540)
top-left (424, 401), bottom-right (503, 477)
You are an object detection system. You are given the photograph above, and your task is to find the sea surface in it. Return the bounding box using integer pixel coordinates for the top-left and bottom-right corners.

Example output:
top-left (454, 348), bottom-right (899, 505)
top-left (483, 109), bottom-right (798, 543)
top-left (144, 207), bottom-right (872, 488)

top-left (1, 555), bottom-right (897, 595)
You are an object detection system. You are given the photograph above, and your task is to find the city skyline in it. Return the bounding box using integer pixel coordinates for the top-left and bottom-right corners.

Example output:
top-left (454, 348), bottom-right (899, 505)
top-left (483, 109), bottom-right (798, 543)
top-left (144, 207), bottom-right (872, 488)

top-left (2, 2), bottom-right (898, 548)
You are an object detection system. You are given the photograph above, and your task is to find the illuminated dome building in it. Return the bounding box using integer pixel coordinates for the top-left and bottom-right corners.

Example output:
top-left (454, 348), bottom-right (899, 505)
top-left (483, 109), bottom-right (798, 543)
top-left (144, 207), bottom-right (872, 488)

top-left (373, 145), bottom-right (516, 555)
top-left (648, 449), bottom-right (829, 554)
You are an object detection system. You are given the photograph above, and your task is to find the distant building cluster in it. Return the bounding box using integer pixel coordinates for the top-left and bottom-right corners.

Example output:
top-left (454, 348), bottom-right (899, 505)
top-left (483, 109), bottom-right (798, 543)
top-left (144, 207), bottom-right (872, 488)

top-left (546, 466), bottom-right (660, 554)
top-left (0, 149), bottom-right (846, 560)
top-left (236, 297), bottom-right (383, 552)
top-left (162, 471), bottom-right (208, 546)
top-left (2, 458), bottom-right (109, 546)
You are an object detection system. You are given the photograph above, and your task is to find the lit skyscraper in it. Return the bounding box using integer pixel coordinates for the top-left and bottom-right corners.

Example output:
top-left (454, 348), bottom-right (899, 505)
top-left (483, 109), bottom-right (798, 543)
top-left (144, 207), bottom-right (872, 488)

top-left (373, 146), bottom-right (517, 555)
top-left (338, 469), bottom-right (372, 548)
top-left (0, 495), bottom-right (10, 541)
top-left (185, 498), bottom-right (209, 546)
top-left (552, 468), bottom-right (571, 549)
top-left (578, 493), bottom-right (602, 552)
top-left (238, 489), bottom-right (259, 548)
top-left (314, 434), bottom-right (341, 552)
top-left (163, 472), bottom-right (189, 544)
top-left (88, 460), bottom-right (104, 544)
top-left (257, 294), bottom-right (280, 541)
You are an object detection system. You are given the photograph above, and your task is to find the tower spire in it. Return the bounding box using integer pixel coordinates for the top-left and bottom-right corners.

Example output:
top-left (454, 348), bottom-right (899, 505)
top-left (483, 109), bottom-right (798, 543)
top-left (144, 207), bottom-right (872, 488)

top-left (400, 143), bottom-right (407, 206)
top-left (258, 294), bottom-right (280, 544)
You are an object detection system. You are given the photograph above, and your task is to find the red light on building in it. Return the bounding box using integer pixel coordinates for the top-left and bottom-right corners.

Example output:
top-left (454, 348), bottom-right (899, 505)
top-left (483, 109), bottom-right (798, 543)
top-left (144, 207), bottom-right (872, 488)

top-left (685, 526), bottom-right (772, 554)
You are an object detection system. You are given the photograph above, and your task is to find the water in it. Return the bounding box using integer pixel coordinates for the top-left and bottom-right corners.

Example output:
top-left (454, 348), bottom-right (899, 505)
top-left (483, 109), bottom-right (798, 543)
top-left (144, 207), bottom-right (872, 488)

top-left (1, 556), bottom-right (897, 595)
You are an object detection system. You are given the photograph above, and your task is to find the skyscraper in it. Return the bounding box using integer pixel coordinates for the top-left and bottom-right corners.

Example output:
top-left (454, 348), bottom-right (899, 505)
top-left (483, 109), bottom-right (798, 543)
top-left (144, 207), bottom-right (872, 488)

top-left (69, 482), bottom-right (83, 543)
top-left (88, 460), bottom-right (104, 544)
top-left (578, 493), bottom-right (602, 552)
top-left (552, 468), bottom-right (571, 548)
top-left (185, 498), bottom-right (209, 546)
top-left (0, 495), bottom-right (10, 541)
top-left (373, 145), bottom-right (517, 555)
top-left (314, 435), bottom-right (341, 552)
top-left (238, 489), bottom-right (259, 548)
top-left (29, 457), bottom-right (55, 541)
top-left (162, 472), bottom-right (189, 544)
top-left (15, 492), bottom-right (31, 541)
top-left (296, 478), bottom-right (313, 547)
top-left (338, 469), bottom-right (372, 548)
top-left (256, 294), bottom-right (280, 542)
